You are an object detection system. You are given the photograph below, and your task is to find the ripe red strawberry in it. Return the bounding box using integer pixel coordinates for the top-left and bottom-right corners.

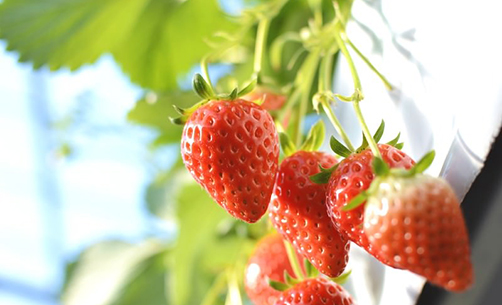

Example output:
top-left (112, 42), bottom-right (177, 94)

top-left (181, 99), bottom-right (279, 223)
top-left (269, 151), bottom-right (350, 277)
top-left (274, 277), bottom-right (356, 305)
top-left (363, 175), bottom-right (473, 291)
top-left (245, 233), bottom-right (304, 305)
top-left (326, 144), bottom-right (414, 264)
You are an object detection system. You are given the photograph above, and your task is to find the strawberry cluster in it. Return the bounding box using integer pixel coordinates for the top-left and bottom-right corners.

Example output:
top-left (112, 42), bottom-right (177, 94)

top-left (178, 88), bottom-right (473, 304)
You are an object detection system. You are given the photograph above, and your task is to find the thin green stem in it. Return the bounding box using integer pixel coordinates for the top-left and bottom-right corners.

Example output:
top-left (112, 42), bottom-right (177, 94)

top-left (201, 56), bottom-right (216, 97)
top-left (284, 240), bottom-right (305, 280)
top-left (345, 36), bottom-right (393, 90)
top-left (295, 50), bottom-right (320, 147)
top-left (333, 23), bottom-right (381, 158)
top-left (253, 18), bottom-right (271, 77)
top-left (318, 53), bottom-right (355, 151)
top-left (201, 272), bottom-right (227, 305)
top-left (225, 269), bottom-right (243, 305)
top-left (321, 100), bottom-right (355, 151)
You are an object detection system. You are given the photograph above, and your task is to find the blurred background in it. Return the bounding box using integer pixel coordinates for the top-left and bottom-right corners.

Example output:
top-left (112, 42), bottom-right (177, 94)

top-left (1, 0), bottom-right (502, 305)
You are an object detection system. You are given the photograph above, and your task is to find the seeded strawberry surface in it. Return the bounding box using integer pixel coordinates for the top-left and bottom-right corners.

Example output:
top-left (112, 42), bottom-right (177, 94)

top-left (181, 99), bottom-right (279, 223)
top-left (326, 144), bottom-right (414, 264)
top-left (364, 175), bottom-right (473, 291)
top-left (269, 151), bottom-right (350, 277)
top-left (245, 234), bottom-right (304, 305)
top-left (274, 277), bottom-right (356, 305)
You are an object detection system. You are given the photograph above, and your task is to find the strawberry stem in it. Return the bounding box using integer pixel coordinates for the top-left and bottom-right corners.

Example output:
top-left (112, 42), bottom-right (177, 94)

top-left (295, 50), bottom-right (320, 147)
top-left (253, 17), bottom-right (271, 79)
top-left (201, 272), bottom-right (227, 305)
top-left (200, 56), bottom-right (217, 98)
top-left (345, 37), bottom-right (392, 90)
top-left (318, 53), bottom-right (355, 151)
top-left (283, 240), bottom-right (305, 280)
top-left (225, 269), bottom-right (243, 305)
top-left (333, 22), bottom-right (382, 159)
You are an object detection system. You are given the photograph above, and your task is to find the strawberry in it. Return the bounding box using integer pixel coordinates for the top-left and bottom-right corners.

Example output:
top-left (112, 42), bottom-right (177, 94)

top-left (181, 99), bottom-right (279, 223)
top-left (245, 233), bottom-right (304, 305)
top-left (326, 144), bottom-right (414, 264)
top-left (269, 151), bottom-right (350, 277)
top-left (363, 174), bottom-right (473, 291)
top-left (274, 277), bottom-right (356, 305)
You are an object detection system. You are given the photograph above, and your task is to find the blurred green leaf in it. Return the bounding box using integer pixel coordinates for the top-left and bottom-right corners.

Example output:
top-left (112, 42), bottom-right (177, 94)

top-left (145, 159), bottom-right (184, 219)
top-left (0, 0), bottom-right (149, 70)
top-left (127, 91), bottom-right (198, 145)
top-left (61, 239), bottom-right (165, 305)
top-left (112, 0), bottom-right (235, 90)
top-left (110, 251), bottom-right (170, 305)
top-left (0, 0), bottom-right (235, 90)
top-left (171, 178), bottom-right (253, 305)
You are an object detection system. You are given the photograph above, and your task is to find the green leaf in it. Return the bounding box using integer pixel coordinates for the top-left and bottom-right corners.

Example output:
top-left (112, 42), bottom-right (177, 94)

top-left (109, 251), bottom-right (170, 305)
top-left (267, 279), bottom-right (289, 292)
top-left (300, 120), bottom-right (325, 152)
top-left (279, 132), bottom-right (297, 156)
top-left (309, 163), bottom-right (338, 184)
top-left (395, 142), bottom-right (404, 150)
top-left (372, 157), bottom-right (390, 177)
top-left (342, 191), bottom-right (368, 211)
top-left (171, 178), bottom-right (254, 305)
top-left (373, 120), bottom-right (385, 143)
top-left (145, 160), bottom-right (184, 219)
top-left (332, 270), bottom-right (352, 285)
top-left (193, 74), bottom-right (215, 100)
top-left (127, 91), bottom-right (199, 145)
top-left (356, 131), bottom-right (368, 152)
top-left (410, 150), bottom-right (435, 174)
top-left (61, 239), bottom-right (165, 305)
top-left (284, 271), bottom-right (300, 286)
top-left (330, 136), bottom-right (352, 158)
top-left (386, 132), bottom-right (401, 147)
top-left (0, 0), bottom-right (149, 70)
top-left (237, 78), bottom-right (257, 97)
top-left (303, 258), bottom-right (319, 278)
top-left (0, 0), bottom-right (236, 90)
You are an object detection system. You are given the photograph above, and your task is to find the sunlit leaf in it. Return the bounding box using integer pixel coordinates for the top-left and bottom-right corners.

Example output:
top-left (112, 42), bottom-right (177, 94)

top-left (127, 91), bottom-right (199, 145)
top-left (61, 239), bottom-right (165, 305)
top-left (0, 0), bottom-right (236, 90)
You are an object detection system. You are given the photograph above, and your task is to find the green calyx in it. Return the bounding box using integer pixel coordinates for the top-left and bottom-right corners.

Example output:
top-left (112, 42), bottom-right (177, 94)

top-left (329, 119), bottom-right (404, 157)
top-left (280, 120), bottom-right (326, 157)
top-left (310, 163), bottom-right (339, 185)
top-left (170, 74), bottom-right (259, 125)
top-left (342, 150), bottom-right (436, 211)
top-left (267, 254), bottom-right (349, 292)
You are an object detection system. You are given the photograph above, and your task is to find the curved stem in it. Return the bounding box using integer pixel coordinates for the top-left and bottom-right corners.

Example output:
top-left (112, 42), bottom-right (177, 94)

top-left (284, 240), bottom-right (305, 280)
top-left (253, 18), bottom-right (271, 77)
top-left (318, 54), bottom-right (355, 151)
top-left (345, 36), bottom-right (392, 90)
top-left (321, 100), bottom-right (355, 151)
top-left (295, 52), bottom-right (320, 147)
top-left (333, 23), bottom-right (381, 158)
top-left (201, 56), bottom-right (216, 97)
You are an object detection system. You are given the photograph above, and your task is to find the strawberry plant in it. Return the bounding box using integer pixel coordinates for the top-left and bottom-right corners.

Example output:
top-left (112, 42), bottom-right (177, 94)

top-left (0, 0), bottom-right (476, 304)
